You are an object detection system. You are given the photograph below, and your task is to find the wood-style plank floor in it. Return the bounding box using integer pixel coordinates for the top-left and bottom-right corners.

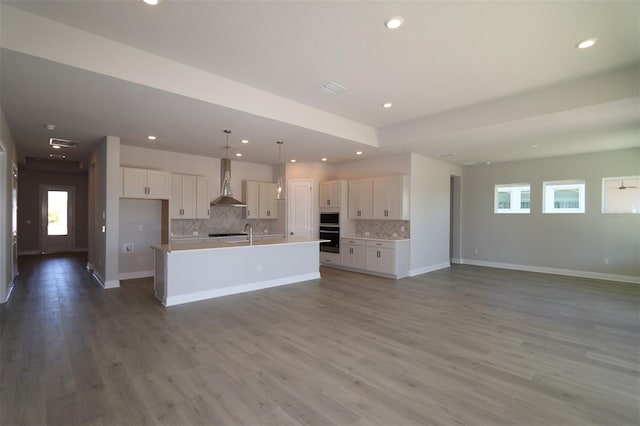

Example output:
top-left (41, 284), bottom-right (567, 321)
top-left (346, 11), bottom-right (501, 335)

top-left (1, 253), bottom-right (638, 426)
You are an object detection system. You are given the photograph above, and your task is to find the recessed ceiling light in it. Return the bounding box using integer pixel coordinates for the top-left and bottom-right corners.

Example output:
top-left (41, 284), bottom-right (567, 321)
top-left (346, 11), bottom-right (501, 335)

top-left (321, 157), bottom-right (327, 162)
top-left (51, 145), bottom-right (61, 149)
top-left (235, 152), bottom-right (242, 157)
top-left (576, 38), bottom-right (597, 49)
top-left (531, 144), bottom-right (540, 148)
top-left (382, 102), bottom-right (393, 109)
top-left (241, 139), bottom-right (249, 144)
top-left (356, 151), bottom-right (363, 155)
top-left (290, 159), bottom-right (297, 163)
top-left (147, 135), bottom-right (156, 140)
top-left (45, 124), bottom-right (55, 131)
top-left (385, 16), bottom-right (404, 30)
top-left (143, 0), bottom-right (159, 5)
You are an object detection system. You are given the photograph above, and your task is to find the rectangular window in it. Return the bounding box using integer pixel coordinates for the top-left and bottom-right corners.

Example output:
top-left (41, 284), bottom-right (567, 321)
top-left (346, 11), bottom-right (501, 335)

top-left (602, 176), bottom-right (639, 214)
top-left (543, 180), bottom-right (585, 214)
top-left (47, 190), bottom-right (69, 236)
top-left (495, 184), bottom-right (531, 214)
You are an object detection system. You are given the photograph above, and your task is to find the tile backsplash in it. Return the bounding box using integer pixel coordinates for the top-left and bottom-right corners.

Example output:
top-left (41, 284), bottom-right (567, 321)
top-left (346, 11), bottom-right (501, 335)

top-left (171, 206), bottom-right (277, 237)
top-left (355, 220), bottom-right (410, 239)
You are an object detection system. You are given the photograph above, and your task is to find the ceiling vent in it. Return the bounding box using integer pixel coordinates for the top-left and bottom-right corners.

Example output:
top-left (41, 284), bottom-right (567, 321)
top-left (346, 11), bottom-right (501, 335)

top-left (318, 81), bottom-right (346, 94)
top-left (49, 137), bottom-right (79, 148)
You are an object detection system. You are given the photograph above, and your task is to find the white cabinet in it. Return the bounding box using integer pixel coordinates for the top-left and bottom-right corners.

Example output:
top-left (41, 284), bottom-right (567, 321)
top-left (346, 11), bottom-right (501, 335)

top-left (195, 176), bottom-right (210, 218)
top-left (244, 181), bottom-right (278, 219)
top-left (373, 176), bottom-right (410, 220)
top-left (365, 241), bottom-right (396, 275)
top-left (170, 174), bottom-right (209, 219)
top-left (341, 238), bottom-right (366, 269)
top-left (319, 181), bottom-right (342, 208)
top-left (348, 176), bottom-right (409, 220)
top-left (338, 237), bottom-right (409, 278)
top-left (122, 167), bottom-right (170, 199)
top-left (348, 179), bottom-right (373, 219)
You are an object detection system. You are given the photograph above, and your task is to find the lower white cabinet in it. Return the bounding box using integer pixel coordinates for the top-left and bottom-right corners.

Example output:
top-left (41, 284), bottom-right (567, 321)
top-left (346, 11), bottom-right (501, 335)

top-left (341, 239), bottom-right (366, 269)
top-left (337, 237), bottom-right (409, 278)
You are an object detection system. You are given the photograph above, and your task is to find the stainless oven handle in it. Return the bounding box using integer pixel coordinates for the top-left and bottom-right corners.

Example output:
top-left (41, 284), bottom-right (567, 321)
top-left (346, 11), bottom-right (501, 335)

top-left (319, 230), bottom-right (340, 234)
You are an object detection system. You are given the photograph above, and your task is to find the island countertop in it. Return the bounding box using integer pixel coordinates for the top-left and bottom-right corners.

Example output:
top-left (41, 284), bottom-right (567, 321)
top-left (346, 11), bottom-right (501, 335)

top-left (152, 237), bottom-right (327, 253)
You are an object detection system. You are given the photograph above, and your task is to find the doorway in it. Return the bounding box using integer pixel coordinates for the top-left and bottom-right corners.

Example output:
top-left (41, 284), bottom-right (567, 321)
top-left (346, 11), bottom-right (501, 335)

top-left (40, 185), bottom-right (75, 253)
top-left (287, 179), bottom-right (312, 237)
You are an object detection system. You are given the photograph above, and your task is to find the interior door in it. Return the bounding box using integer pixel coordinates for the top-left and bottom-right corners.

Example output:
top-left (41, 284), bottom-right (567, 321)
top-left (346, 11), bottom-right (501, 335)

top-left (287, 179), bottom-right (312, 237)
top-left (40, 185), bottom-right (75, 253)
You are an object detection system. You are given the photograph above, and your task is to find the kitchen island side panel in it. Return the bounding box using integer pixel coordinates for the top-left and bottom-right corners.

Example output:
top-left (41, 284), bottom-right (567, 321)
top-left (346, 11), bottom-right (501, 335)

top-left (163, 242), bottom-right (321, 306)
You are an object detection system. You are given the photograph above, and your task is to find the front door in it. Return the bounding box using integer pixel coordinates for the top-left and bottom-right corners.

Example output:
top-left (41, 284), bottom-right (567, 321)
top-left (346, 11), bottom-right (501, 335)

top-left (40, 185), bottom-right (75, 253)
top-left (287, 179), bottom-right (312, 237)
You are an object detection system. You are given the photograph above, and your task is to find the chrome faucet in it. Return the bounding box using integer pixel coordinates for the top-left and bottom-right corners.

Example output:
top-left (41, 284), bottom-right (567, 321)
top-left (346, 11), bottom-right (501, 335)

top-left (244, 223), bottom-right (253, 244)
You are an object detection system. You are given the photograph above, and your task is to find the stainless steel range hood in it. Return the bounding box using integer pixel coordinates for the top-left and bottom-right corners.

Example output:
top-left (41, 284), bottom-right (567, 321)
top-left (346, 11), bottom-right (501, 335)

top-left (211, 158), bottom-right (246, 207)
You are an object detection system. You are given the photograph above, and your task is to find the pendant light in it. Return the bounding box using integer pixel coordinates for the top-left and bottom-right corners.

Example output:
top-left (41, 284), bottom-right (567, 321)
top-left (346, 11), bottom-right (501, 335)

top-left (276, 141), bottom-right (285, 200)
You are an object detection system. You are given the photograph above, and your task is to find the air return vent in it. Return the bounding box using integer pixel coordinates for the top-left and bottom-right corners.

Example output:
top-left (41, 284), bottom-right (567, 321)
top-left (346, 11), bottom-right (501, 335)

top-left (49, 138), bottom-right (79, 148)
top-left (318, 81), bottom-right (346, 94)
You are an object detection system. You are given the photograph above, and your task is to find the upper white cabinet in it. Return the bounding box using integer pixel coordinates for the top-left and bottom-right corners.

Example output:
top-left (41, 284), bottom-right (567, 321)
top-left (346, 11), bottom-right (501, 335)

top-left (122, 167), bottom-right (170, 199)
top-left (373, 175), bottom-right (410, 220)
top-left (319, 181), bottom-right (342, 208)
top-left (348, 179), bottom-right (373, 219)
top-left (170, 174), bottom-right (209, 219)
top-left (244, 181), bottom-right (278, 219)
top-left (349, 176), bottom-right (409, 220)
top-left (195, 176), bottom-right (210, 218)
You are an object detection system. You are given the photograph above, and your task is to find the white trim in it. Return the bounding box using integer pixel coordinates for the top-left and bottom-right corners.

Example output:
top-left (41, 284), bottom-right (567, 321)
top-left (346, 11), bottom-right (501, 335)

top-left (451, 258), bottom-right (463, 264)
top-left (91, 270), bottom-right (120, 289)
top-left (458, 259), bottom-right (639, 285)
top-left (119, 270), bottom-right (153, 280)
top-left (164, 272), bottom-right (320, 307)
top-left (2, 280), bottom-right (15, 304)
top-left (17, 250), bottom-right (40, 256)
top-left (408, 262), bottom-right (451, 277)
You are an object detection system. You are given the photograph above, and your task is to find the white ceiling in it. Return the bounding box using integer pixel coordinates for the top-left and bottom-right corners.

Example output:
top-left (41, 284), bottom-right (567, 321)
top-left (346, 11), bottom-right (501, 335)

top-left (0, 1), bottom-right (638, 167)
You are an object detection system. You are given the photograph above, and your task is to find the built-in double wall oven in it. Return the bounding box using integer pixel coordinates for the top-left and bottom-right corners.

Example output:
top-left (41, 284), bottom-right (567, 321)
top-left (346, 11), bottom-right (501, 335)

top-left (319, 212), bottom-right (340, 253)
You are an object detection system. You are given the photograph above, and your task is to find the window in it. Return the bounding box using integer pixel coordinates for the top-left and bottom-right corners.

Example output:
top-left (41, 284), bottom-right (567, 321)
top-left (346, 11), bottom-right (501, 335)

top-left (602, 176), bottom-right (639, 214)
top-left (495, 184), bottom-right (531, 214)
top-left (47, 190), bottom-right (69, 235)
top-left (543, 180), bottom-right (585, 214)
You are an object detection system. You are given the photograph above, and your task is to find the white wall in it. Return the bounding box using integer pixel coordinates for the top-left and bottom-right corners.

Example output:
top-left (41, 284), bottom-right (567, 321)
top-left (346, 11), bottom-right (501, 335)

top-left (119, 199), bottom-right (162, 279)
top-left (333, 154), bottom-right (410, 180)
top-left (88, 136), bottom-right (120, 288)
top-left (409, 153), bottom-right (462, 275)
top-left (461, 148), bottom-right (640, 282)
top-left (0, 108), bottom-right (18, 303)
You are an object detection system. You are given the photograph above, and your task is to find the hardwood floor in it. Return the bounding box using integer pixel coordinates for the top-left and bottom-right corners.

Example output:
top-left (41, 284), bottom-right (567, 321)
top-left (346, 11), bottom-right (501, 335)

top-left (1, 253), bottom-right (638, 425)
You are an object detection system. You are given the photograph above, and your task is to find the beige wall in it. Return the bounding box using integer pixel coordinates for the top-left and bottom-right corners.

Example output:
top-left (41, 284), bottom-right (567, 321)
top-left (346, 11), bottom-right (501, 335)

top-left (461, 148), bottom-right (640, 281)
top-left (0, 108), bottom-right (17, 303)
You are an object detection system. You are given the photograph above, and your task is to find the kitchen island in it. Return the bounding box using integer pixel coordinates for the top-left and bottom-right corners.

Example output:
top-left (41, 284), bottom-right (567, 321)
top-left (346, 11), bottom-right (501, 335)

top-left (152, 237), bottom-right (326, 306)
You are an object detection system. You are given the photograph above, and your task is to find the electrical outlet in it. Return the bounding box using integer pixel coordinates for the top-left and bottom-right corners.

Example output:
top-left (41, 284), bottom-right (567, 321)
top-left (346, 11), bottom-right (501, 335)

top-left (122, 243), bottom-right (134, 253)
top-left (138, 224), bottom-right (144, 231)
top-left (604, 258), bottom-right (609, 265)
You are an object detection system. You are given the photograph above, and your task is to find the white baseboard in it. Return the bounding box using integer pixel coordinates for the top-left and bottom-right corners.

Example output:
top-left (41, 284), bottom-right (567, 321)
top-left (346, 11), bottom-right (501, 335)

top-left (91, 270), bottom-right (120, 289)
top-left (408, 262), bottom-right (451, 277)
top-left (458, 259), bottom-right (640, 285)
top-left (165, 272), bottom-right (320, 307)
top-left (119, 270), bottom-right (154, 280)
